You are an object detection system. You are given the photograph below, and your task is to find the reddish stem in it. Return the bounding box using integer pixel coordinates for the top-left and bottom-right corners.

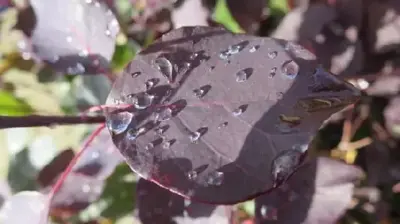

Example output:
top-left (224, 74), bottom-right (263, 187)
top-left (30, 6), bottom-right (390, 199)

top-left (49, 124), bottom-right (106, 198)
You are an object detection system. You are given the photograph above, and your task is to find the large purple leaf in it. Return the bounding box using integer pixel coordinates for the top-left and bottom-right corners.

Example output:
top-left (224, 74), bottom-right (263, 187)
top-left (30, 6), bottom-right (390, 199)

top-left (137, 178), bottom-right (232, 224)
top-left (105, 26), bottom-right (361, 204)
top-left (255, 157), bottom-right (363, 224)
top-left (15, 0), bottom-right (120, 74)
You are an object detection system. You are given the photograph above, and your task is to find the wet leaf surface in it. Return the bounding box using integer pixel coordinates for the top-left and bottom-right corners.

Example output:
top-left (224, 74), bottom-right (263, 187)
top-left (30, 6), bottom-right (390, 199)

top-left (105, 26), bottom-right (361, 204)
top-left (137, 178), bottom-right (232, 224)
top-left (15, 0), bottom-right (120, 74)
top-left (255, 157), bottom-right (363, 224)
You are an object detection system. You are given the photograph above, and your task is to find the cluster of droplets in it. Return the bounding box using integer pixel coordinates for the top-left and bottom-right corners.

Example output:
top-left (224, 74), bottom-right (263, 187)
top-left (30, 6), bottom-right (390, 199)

top-left (219, 42), bottom-right (246, 61)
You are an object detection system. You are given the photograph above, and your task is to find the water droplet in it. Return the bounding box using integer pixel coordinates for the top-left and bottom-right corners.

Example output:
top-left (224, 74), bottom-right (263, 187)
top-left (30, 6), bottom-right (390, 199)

top-left (129, 92), bottom-right (155, 109)
top-left (145, 142), bottom-right (154, 150)
top-left (249, 45), bottom-right (259, 53)
top-left (209, 66), bottom-right (215, 71)
top-left (155, 125), bottom-right (168, 135)
top-left (127, 128), bottom-right (139, 140)
top-left (21, 52), bottom-right (31, 60)
top-left (269, 67), bottom-right (277, 78)
top-left (260, 206), bottom-right (278, 220)
top-left (145, 79), bottom-right (155, 90)
top-left (207, 171), bottom-right (224, 186)
top-left (106, 111), bottom-right (134, 135)
top-left (218, 122), bottom-right (228, 129)
top-left (189, 52), bottom-right (198, 60)
top-left (193, 87), bottom-right (205, 98)
top-left (219, 51), bottom-right (230, 60)
top-left (267, 51), bottom-right (277, 59)
top-left (162, 140), bottom-right (172, 149)
top-left (131, 71), bottom-right (141, 78)
top-left (281, 60), bottom-right (299, 79)
top-left (189, 131), bottom-right (201, 143)
top-left (232, 105), bottom-right (247, 116)
top-left (236, 70), bottom-right (249, 82)
top-left (106, 18), bottom-right (120, 37)
top-left (154, 57), bottom-right (173, 81)
top-left (271, 149), bottom-right (303, 187)
top-left (187, 170), bottom-right (197, 180)
top-left (156, 108), bottom-right (173, 122)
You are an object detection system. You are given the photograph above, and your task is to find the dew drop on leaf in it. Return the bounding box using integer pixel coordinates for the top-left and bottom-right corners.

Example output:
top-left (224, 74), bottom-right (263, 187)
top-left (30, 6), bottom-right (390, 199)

top-left (281, 60), bottom-right (299, 79)
top-left (189, 52), bottom-right (198, 60)
top-left (271, 149), bottom-right (303, 188)
top-left (232, 105), bottom-right (247, 116)
top-left (187, 170), bottom-right (198, 180)
top-left (154, 57), bottom-right (173, 81)
top-left (145, 142), bottom-right (154, 150)
top-left (106, 111), bottom-right (134, 135)
top-left (127, 128), bottom-right (139, 140)
top-left (189, 131), bottom-right (201, 143)
top-left (236, 70), bottom-right (249, 82)
top-left (145, 79), bottom-right (155, 91)
top-left (131, 71), bottom-right (141, 78)
top-left (207, 171), bottom-right (224, 186)
top-left (162, 140), bottom-right (172, 149)
top-left (155, 108), bottom-right (173, 122)
top-left (105, 18), bottom-right (119, 37)
top-left (218, 122), bottom-right (228, 129)
top-left (269, 67), bottom-right (277, 78)
top-left (249, 45), bottom-right (259, 53)
top-left (193, 88), bottom-right (205, 98)
top-left (267, 51), bottom-right (277, 59)
top-left (128, 92), bottom-right (155, 109)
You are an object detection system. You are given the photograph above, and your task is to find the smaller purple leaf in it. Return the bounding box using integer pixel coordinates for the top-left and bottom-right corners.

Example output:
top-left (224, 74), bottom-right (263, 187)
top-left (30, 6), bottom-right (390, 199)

top-left (255, 157), bottom-right (363, 224)
top-left (16, 0), bottom-right (120, 74)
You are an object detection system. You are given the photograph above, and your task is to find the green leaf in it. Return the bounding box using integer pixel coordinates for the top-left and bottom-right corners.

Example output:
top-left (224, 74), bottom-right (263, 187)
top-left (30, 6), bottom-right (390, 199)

top-left (269, 0), bottom-right (289, 16)
top-left (213, 0), bottom-right (244, 33)
top-left (111, 39), bottom-right (139, 72)
top-left (0, 90), bottom-right (33, 116)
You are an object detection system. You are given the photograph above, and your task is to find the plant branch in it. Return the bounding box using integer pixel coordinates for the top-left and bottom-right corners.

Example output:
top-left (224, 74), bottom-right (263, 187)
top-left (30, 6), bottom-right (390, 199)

top-left (0, 115), bottom-right (105, 129)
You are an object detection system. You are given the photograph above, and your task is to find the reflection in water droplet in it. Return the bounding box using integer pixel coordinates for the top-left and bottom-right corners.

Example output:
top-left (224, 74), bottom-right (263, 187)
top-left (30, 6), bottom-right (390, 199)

top-left (218, 122), bottom-right (228, 129)
top-left (189, 52), bottom-right (198, 60)
top-left (145, 142), bottom-right (154, 150)
top-left (260, 205), bottom-right (278, 220)
top-left (145, 80), bottom-right (155, 90)
top-left (268, 51), bottom-right (277, 59)
top-left (193, 88), bottom-right (204, 98)
top-left (162, 140), bottom-right (172, 149)
top-left (236, 70), bottom-right (249, 82)
top-left (269, 67), bottom-right (277, 78)
top-left (128, 92), bottom-right (155, 109)
top-left (249, 45), bottom-right (259, 53)
top-left (271, 149), bottom-right (303, 188)
top-left (127, 128), bottom-right (139, 140)
top-left (187, 170), bottom-right (197, 180)
top-left (131, 71), bottom-right (141, 78)
top-left (156, 108), bottom-right (173, 122)
top-left (154, 57), bottom-right (173, 81)
top-left (232, 105), bottom-right (246, 116)
top-left (207, 171), bottom-right (224, 186)
top-left (106, 111), bottom-right (134, 135)
top-left (189, 131), bottom-right (201, 143)
top-left (281, 60), bottom-right (299, 79)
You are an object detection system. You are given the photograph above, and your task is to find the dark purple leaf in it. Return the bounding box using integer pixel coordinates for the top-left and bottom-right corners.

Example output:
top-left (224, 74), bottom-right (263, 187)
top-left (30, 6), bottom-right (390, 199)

top-left (16, 0), bottom-right (120, 74)
top-left (105, 26), bottom-right (360, 204)
top-left (137, 178), bottom-right (232, 224)
top-left (255, 157), bottom-right (363, 224)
